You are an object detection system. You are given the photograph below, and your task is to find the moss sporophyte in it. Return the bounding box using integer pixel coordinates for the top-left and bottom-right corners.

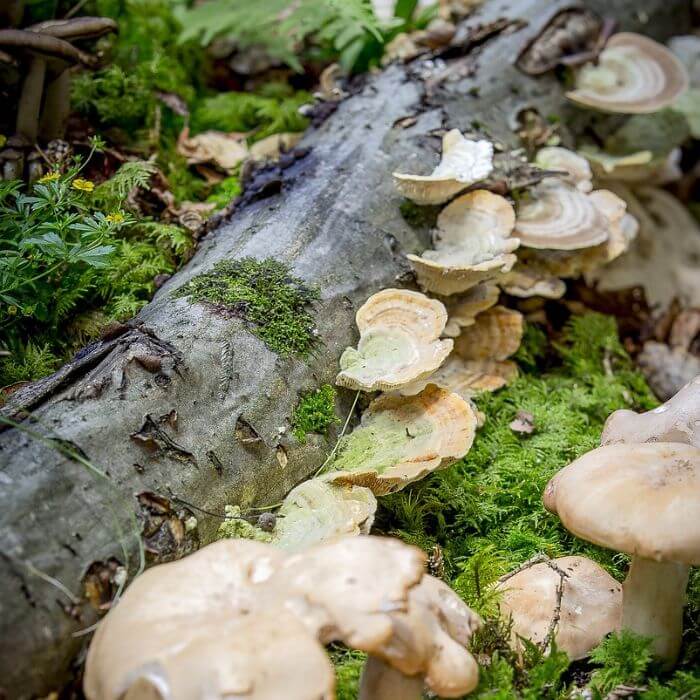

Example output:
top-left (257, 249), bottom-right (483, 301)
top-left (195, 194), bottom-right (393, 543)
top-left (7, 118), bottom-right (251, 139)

top-left (173, 257), bottom-right (320, 357)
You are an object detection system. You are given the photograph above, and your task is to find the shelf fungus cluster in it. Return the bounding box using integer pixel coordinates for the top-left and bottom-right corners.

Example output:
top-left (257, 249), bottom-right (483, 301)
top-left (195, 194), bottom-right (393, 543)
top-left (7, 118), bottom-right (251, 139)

top-left (84, 536), bottom-right (482, 700)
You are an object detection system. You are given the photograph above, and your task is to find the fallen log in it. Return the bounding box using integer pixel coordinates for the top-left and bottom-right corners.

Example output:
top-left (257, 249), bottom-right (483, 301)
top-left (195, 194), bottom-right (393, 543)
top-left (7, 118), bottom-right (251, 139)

top-left (0, 0), bottom-right (691, 696)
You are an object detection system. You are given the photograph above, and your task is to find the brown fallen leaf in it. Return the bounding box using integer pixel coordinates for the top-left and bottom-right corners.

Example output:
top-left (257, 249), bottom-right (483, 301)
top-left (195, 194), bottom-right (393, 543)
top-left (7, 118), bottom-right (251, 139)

top-left (176, 127), bottom-right (249, 171)
top-left (510, 410), bottom-right (535, 434)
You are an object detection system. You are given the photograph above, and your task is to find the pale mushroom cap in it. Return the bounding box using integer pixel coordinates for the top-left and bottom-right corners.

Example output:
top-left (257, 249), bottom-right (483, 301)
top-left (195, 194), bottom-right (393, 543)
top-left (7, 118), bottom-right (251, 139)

top-left (436, 189), bottom-right (516, 243)
top-left (500, 264), bottom-right (567, 299)
top-left (272, 479), bottom-right (377, 552)
top-left (566, 32), bottom-right (689, 114)
top-left (84, 540), bottom-right (290, 700)
top-left (279, 535), bottom-right (426, 649)
top-left (337, 289), bottom-right (452, 392)
top-left (534, 147), bottom-right (593, 193)
top-left (401, 355), bottom-right (518, 400)
top-left (601, 375), bottom-right (700, 448)
top-left (515, 181), bottom-right (609, 250)
top-left (370, 575), bottom-right (482, 697)
top-left (393, 130), bottom-right (494, 205)
top-left (544, 443), bottom-right (700, 563)
top-left (496, 556), bottom-right (622, 661)
top-left (454, 306), bottom-right (523, 361)
top-left (324, 385), bottom-right (477, 495)
top-left (443, 283), bottom-right (500, 337)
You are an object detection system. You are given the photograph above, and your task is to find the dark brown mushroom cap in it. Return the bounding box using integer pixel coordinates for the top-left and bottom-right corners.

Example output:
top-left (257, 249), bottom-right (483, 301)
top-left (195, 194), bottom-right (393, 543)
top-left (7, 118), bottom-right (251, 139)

top-left (0, 28), bottom-right (94, 65)
top-left (27, 17), bottom-right (118, 41)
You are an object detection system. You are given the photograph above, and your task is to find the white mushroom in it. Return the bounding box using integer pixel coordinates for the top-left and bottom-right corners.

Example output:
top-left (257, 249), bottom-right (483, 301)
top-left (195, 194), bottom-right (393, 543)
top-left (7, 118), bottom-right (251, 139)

top-left (393, 130), bottom-right (494, 205)
top-left (566, 32), bottom-right (689, 114)
top-left (544, 442), bottom-right (700, 664)
top-left (534, 147), bottom-right (593, 192)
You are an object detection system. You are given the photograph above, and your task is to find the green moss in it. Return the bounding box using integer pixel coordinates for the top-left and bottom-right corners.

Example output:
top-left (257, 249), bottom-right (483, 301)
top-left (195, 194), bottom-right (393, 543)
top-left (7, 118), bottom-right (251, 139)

top-left (331, 648), bottom-right (366, 700)
top-left (173, 257), bottom-right (320, 357)
top-left (292, 384), bottom-right (339, 443)
top-left (217, 505), bottom-right (272, 543)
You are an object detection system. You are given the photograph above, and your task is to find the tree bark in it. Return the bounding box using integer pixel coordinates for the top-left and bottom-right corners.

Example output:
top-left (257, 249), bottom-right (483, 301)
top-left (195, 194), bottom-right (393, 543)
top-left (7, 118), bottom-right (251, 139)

top-left (0, 1), bottom-right (690, 696)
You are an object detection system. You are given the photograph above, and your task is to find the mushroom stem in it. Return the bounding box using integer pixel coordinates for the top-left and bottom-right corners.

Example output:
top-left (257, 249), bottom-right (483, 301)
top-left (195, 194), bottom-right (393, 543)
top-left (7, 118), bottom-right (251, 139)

top-left (621, 556), bottom-right (689, 666)
top-left (359, 656), bottom-right (423, 700)
top-left (16, 55), bottom-right (45, 142)
top-left (39, 69), bottom-right (72, 141)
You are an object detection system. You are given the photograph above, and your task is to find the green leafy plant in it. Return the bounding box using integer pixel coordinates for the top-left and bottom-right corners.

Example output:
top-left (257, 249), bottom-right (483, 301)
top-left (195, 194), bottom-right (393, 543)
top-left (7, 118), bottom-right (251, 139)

top-left (177, 0), bottom-right (383, 72)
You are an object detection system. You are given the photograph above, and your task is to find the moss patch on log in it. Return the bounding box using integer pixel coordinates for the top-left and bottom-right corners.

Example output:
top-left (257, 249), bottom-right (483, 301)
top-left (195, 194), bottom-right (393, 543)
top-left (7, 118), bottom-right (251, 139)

top-left (292, 384), bottom-right (339, 443)
top-left (173, 257), bottom-right (320, 357)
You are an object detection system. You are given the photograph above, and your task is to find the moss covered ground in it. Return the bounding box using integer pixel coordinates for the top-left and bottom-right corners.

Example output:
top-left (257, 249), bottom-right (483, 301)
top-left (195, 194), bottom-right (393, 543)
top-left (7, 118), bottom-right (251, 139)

top-left (332, 314), bottom-right (700, 699)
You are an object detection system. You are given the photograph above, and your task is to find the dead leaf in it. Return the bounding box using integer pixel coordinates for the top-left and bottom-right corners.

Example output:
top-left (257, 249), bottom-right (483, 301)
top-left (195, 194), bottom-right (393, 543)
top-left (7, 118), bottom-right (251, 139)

top-left (276, 445), bottom-right (288, 469)
top-left (249, 133), bottom-right (303, 162)
top-left (669, 309), bottom-right (700, 351)
top-left (155, 91), bottom-right (189, 117)
top-left (176, 127), bottom-right (249, 171)
top-left (510, 410), bottom-right (535, 434)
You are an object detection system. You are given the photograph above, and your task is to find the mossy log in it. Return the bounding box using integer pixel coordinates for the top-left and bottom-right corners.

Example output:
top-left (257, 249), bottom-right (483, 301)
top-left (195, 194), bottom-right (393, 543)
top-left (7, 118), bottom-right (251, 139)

top-left (0, 0), bottom-right (691, 696)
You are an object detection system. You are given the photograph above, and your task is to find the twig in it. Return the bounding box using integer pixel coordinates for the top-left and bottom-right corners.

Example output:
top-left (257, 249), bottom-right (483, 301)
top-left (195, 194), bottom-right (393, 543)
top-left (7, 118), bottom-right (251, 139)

top-left (25, 562), bottom-right (80, 604)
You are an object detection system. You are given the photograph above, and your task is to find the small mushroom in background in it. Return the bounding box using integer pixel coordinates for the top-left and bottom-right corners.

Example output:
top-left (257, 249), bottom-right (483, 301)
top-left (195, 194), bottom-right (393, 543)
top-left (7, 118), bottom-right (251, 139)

top-left (407, 190), bottom-right (520, 296)
top-left (534, 146), bottom-right (593, 192)
top-left (500, 262), bottom-right (567, 300)
top-left (566, 33), bottom-right (689, 114)
top-left (336, 289), bottom-right (453, 392)
top-left (495, 555), bottom-right (622, 661)
top-left (637, 343), bottom-right (700, 402)
top-left (601, 374), bottom-right (700, 452)
top-left (543, 442), bottom-right (700, 665)
top-left (393, 129), bottom-right (494, 205)
top-left (322, 385), bottom-right (477, 495)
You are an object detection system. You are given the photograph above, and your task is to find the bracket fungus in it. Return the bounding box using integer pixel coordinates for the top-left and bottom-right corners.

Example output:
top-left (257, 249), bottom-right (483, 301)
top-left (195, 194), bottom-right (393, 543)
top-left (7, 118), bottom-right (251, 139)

top-left (323, 385), bottom-right (477, 495)
top-left (265, 479), bottom-right (377, 552)
top-left (393, 130), bottom-right (494, 205)
top-left (407, 190), bottom-right (519, 296)
top-left (453, 305), bottom-right (523, 362)
top-left (443, 283), bottom-right (500, 337)
top-left (336, 289), bottom-right (452, 392)
top-left (496, 556), bottom-right (621, 661)
top-left (566, 32), bottom-right (689, 114)
top-left (534, 147), bottom-right (592, 193)
top-left (514, 181), bottom-right (609, 250)
top-left (544, 442), bottom-right (700, 664)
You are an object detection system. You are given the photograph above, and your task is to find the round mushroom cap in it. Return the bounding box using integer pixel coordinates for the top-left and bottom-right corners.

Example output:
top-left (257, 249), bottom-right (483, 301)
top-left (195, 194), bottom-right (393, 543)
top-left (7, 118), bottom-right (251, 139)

top-left (454, 306), bottom-right (523, 361)
top-left (601, 375), bottom-right (700, 449)
top-left (566, 32), bottom-right (689, 114)
top-left (515, 181), bottom-right (609, 250)
top-left (544, 443), bottom-right (700, 563)
top-left (496, 556), bottom-right (622, 661)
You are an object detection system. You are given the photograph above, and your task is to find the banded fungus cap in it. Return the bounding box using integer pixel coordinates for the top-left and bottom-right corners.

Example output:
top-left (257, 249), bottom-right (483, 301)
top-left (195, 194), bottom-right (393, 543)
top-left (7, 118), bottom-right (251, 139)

top-left (534, 147), bottom-right (593, 193)
top-left (323, 385), bottom-right (477, 495)
top-left (601, 375), bottom-right (700, 448)
top-left (443, 283), bottom-right (500, 337)
top-left (336, 289), bottom-right (452, 392)
top-left (499, 264), bottom-right (567, 299)
top-left (270, 479), bottom-right (377, 552)
top-left (514, 181), bottom-right (609, 250)
top-left (496, 556), bottom-right (622, 661)
top-left (566, 32), bottom-right (689, 114)
top-left (454, 306), bottom-right (524, 362)
top-left (359, 575), bottom-right (482, 700)
top-left (407, 190), bottom-right (519, 295)
top-left (393, 130), bottom-right (494, 205)
top-left (543, 442), bottom-right (700, 664)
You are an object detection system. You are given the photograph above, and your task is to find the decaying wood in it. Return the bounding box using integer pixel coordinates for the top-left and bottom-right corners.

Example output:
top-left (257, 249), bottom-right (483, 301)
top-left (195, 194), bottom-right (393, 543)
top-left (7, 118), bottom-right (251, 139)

top-left (0, 0), bottom-right (690, 696)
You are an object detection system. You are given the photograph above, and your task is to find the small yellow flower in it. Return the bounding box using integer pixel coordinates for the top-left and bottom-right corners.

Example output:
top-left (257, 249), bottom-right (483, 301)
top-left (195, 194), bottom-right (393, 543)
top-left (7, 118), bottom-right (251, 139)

top-left (39, 171), bottom-right (61, 183)
top-left (0, 135), bottom-right (6, 148)
top-left (7, 305), bottom-right (17, 316)
top-left (72, 178), bottom-right (95, 193)
top-left (106, 212), bottom-right (125, 224)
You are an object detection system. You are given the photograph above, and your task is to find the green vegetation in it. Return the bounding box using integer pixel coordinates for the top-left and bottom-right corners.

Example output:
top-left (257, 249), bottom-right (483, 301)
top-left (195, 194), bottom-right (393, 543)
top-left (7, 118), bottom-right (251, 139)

top-left (173, 257), bottom-right (320, 357)
top-left (334, 314), bottom-right (700, 698)
top-left (292, 384), bottom-right (339, 443)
